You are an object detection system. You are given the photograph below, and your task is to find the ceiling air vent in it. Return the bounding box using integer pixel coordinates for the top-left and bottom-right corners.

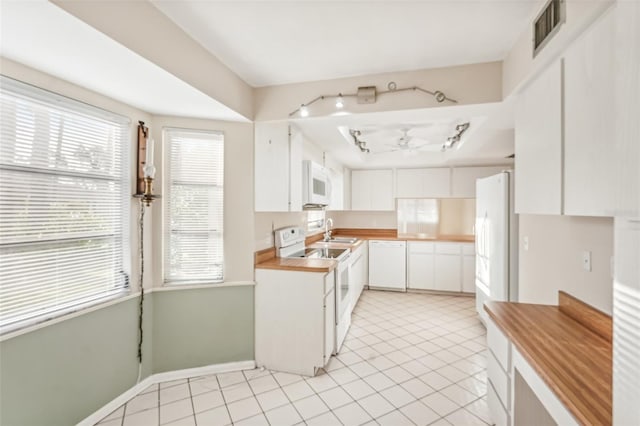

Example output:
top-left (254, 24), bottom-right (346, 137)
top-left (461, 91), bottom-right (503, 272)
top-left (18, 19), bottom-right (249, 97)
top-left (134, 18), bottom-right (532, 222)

top-left (533, 0), bottom-right (565, 56)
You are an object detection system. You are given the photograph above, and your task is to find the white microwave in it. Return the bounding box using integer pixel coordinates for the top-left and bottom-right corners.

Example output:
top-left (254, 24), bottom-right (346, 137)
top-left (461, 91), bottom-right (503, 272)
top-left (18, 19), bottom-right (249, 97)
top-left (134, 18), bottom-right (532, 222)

top-left (302, 160), bottom-right (331, 207)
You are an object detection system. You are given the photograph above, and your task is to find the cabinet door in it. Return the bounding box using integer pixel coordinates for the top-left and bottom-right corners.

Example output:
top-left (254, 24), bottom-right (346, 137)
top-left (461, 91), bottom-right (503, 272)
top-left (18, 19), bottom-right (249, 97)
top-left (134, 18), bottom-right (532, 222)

top-left (370, 170), bottom-right (394, 210)
top-left (564, 8), bottom-right (615, 217)
top-left (451, 166), bottom-right (506, 198)
top-left (462, 255), bottom-right (476, 293)
top-left (255, 121), bottom-right (290, 211)
top-left (614, 2), bottom-right (640, 217)
top-left (396, 169), bottom-right (424, 198)
top-left (351, 169), bottom-right (393, 210)
top-left (408, 252), bottom-right (435, 290)
top-left (514, 60), bottom-right (563, 215)
top-left (434, 254), bottom-right (462, 292)
top-left (324, 288), bottom-right (335, 361)
top-left (289, 127), bottom-right (303, 212)
top-left (351, 170), bottom-right (370, 210)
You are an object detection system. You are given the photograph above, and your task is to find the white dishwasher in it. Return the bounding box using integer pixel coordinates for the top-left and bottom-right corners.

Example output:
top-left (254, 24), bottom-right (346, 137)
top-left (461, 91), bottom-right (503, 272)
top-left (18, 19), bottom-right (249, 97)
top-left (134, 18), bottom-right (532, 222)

top-left (368, 240), bottom-right (407, 291)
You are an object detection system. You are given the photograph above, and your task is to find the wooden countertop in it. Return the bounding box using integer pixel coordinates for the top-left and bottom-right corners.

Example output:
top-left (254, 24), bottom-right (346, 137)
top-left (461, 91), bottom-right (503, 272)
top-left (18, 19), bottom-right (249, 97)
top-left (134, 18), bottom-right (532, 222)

top-left (485, 294), bottom-right (612, 426)
top-left (333, 228), bottom-right (475, 243)
top-left (255, 255), bottom-right (337, 273)
top-left (254, 228), bottom-right (474, 272)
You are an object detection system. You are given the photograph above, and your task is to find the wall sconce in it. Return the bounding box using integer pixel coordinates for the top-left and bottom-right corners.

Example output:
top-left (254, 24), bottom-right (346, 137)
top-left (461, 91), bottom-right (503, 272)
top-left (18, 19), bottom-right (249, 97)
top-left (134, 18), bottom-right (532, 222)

top-left (133, 121), bottom-right (160, 206)
top-left (289, 83), bottom-right (457, 117)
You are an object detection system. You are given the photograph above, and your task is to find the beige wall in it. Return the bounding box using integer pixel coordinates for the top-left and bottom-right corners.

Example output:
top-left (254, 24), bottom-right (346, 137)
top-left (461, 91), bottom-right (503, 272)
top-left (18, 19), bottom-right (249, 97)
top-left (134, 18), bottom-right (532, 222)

top-left (150, 116), bottom-right (255, 283)
top-left (518, 215), bottom-right (614, 314)
top-left (254, 211), bottom-right (309, 251)
top-left (255, 61), bottom-right (503, 121)
top-left (502, 0), bottom-right (614, 97)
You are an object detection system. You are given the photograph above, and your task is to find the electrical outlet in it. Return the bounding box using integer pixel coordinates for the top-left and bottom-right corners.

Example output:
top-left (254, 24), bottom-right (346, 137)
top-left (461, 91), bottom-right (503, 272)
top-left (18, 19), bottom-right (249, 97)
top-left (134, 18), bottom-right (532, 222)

top-left (582, 251), bottom-right (592, 272)
top-left (523, 236), bottom-right (529, 251)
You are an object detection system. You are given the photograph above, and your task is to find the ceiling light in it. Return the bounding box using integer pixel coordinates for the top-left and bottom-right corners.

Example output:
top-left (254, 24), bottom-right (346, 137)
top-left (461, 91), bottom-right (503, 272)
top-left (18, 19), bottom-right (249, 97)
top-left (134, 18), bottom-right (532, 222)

top-left (299, 104), bottom-right (309, 117)
top-left (335, 94), bottom-right (344, 109)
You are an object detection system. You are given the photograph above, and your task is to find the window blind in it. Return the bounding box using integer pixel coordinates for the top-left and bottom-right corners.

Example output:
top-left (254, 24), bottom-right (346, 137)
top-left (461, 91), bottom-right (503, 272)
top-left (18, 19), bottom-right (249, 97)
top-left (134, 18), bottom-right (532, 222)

top-left (164, 128), bottom-right (224, 284)
top-left (0, 76), bottom-right (130, 333)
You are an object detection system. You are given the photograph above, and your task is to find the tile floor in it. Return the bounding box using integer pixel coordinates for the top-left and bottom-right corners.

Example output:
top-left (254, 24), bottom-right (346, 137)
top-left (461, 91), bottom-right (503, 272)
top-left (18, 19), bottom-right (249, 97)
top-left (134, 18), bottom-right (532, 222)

top-left (96, 290), bottom-right (490, 426)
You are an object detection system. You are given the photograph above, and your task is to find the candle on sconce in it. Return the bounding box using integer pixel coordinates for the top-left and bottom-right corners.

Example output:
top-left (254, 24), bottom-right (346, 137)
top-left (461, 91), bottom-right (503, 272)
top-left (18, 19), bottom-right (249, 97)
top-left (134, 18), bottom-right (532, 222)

top-left (143, 138), bottom-right (156, 178)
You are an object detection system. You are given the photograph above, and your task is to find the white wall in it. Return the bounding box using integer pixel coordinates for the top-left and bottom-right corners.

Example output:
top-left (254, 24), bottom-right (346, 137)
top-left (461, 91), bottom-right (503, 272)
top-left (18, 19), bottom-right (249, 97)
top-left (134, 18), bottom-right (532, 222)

top-left (53, 0), bottom-right (254, 120)
top-left (518, 215), bottom-right (614, 314)
top-left (329, 211), bottom-right (397, 230)
top-left (502, 0), bottom-right (614, 97)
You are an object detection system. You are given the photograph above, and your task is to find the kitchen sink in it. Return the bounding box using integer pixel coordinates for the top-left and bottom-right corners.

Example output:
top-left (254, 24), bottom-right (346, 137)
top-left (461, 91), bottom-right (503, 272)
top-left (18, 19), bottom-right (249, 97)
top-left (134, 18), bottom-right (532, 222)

top-left (326, 237), bottom-right (358, 244)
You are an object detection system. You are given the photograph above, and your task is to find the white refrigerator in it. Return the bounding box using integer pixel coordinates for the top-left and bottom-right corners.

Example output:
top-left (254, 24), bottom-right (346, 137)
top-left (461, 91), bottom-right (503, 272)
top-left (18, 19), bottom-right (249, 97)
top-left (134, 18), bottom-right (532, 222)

top-left (475, 171), bottom-right (518, 324)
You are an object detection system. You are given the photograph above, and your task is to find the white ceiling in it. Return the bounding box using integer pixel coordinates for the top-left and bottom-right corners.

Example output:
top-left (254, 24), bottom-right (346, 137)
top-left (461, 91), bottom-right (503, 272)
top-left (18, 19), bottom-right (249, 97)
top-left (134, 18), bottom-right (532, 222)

top-left (0, 1), bottom-right (247, 121)
top-left (152, 0), bottom-right (534, 87)
top-left (292, 101), bottom-right (516, 169)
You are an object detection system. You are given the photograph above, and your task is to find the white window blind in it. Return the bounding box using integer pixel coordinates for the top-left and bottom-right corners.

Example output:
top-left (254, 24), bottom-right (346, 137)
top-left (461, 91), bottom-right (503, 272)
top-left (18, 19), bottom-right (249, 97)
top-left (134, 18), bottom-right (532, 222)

top-left (0, 76), bottom-right (130, 334)
top-left (164, 128), bottom-right (224, 284)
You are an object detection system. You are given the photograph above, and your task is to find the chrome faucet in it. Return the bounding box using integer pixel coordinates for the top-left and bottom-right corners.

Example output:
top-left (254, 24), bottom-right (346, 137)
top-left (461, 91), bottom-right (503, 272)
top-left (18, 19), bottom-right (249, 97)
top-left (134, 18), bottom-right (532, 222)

top-left (324, 218), bottom-right (334, 242)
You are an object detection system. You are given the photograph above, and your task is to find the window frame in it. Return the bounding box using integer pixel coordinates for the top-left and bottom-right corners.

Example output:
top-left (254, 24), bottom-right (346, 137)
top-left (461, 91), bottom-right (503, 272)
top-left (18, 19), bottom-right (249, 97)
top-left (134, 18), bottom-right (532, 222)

top-left (162, 127), bottom-right (225, 286)
top-left (0, 75), bottom-right (131, 334)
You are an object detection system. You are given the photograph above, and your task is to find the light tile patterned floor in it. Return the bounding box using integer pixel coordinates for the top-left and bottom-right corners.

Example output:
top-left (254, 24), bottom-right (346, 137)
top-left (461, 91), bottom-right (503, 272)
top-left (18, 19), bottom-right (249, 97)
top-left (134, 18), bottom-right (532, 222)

top-left (96, 290), bottom-right (489, 426)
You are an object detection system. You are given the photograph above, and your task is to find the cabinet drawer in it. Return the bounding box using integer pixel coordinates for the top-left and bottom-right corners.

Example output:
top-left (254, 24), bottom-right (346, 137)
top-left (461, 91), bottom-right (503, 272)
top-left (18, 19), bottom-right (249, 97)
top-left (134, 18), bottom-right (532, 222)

top-left (435, 243), bottom-right (462, 255)
top-left (462, 243), bottom-right (475, 256)
top-left (487, 379), bottom-right (510, 426)
top-left (409, 242), bottom-right (435, 254)
top-left (487, 350), bottom-right (510, 410)
top-left (487, 318), bottom-right (511, 371)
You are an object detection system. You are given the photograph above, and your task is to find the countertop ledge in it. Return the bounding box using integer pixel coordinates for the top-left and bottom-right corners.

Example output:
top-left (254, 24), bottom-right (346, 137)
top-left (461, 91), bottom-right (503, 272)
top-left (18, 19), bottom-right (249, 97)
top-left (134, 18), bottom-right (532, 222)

top-left (254, 228), bottom-right (473, 272)
top-left (484, 295), bottom-right (612, 426)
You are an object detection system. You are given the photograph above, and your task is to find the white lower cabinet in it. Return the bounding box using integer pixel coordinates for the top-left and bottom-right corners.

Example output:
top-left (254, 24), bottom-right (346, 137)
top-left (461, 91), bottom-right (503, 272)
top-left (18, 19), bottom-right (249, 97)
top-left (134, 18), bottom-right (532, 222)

top-left (486, 317), bottom-right (513, 426)
top-left (255, 269), bottom-right (335, 376)
top-left (407, 241), bottom-right (474, 293)
top-left (434, 253), bottom-right (462, 291)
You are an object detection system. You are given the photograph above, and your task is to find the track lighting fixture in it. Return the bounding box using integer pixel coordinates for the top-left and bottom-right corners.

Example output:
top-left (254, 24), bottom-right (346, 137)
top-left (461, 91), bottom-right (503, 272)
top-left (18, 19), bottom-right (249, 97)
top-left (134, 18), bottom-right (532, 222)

top-left (349, 129), bottom-right (371, 153)
top-left (442, 122), bottom-right (470, 151)
top-left (289, 84), bottom-right (456, 117)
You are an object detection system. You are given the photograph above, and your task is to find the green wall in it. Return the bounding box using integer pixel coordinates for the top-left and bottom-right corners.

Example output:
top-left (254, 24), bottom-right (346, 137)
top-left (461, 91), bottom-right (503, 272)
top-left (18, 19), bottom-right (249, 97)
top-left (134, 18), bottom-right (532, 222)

top-left (0, 285), bottom-right (254, 426)
top-left (0, 297), bottom-right (147, 426)
top-left (152, 286), bottom-right (255, 373)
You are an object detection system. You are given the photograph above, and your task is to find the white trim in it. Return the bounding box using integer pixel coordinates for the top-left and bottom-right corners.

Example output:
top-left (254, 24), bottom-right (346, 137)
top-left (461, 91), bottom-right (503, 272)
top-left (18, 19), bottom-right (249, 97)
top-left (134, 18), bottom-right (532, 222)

top-left (153, 281), bottom-right (256, 293)
top-left (77, 360), bottom-right (255, 426)
top-left (1, 282), bottom-right (255, 342)
top-left (0, 293), bottom-right (137, 342)
top-left (512, 347), bottom-right (578, 426)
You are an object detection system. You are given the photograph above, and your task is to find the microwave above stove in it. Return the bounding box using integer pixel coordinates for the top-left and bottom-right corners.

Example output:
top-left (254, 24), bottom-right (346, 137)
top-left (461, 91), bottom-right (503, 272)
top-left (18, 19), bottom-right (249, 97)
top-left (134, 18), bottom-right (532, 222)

top-left (302, 160), bottom-right (331, 208)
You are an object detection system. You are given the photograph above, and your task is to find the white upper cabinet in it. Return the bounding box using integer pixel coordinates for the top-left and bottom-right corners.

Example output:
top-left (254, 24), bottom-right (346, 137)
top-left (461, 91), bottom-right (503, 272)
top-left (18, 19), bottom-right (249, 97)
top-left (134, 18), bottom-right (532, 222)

top-left (564, 7), bottom-right (616, 217)
top-left (396, 168), bottom-right (450, 198)
top-left (515, 59), bottom-right (563, 215)
top-left (254, 121), bottom-right (302, 212)
top-left (351, 169), bottom-right (394, 211)
top-left (451, 166), bottom-right (507, 198)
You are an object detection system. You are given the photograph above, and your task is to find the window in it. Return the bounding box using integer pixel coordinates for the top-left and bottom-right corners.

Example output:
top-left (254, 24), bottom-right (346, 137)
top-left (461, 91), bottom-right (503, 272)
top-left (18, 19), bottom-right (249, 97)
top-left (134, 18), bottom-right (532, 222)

top-left (0, 76), bottom-right (130, 333)
top-left (164, 128), bottom-right (224, 284)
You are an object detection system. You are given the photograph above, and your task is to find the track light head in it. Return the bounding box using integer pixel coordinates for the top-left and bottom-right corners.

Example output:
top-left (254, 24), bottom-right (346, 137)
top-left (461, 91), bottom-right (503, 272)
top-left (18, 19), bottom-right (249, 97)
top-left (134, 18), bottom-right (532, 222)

top-left (434, 91), bottom-right (446, 103)
top-left (299, 104), bottom-right (309, 117)
top-left (335, 94), bottom-right (344, 109)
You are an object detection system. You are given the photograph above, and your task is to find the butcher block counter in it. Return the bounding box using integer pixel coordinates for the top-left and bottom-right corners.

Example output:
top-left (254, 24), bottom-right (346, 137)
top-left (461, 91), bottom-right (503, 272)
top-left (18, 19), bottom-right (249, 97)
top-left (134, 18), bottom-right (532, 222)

top-left (254, 228), bottom-right (474, 272)
top-left (484, 292), bottom-right (612, 426)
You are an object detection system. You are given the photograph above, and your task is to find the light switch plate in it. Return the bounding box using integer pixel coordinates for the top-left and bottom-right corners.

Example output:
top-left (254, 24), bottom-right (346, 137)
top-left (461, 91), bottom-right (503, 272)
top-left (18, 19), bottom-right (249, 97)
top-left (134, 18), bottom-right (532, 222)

top-left (582, 251), bottom-right (592, 272)
top-left (523, 236), bottom-right (529, 251)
